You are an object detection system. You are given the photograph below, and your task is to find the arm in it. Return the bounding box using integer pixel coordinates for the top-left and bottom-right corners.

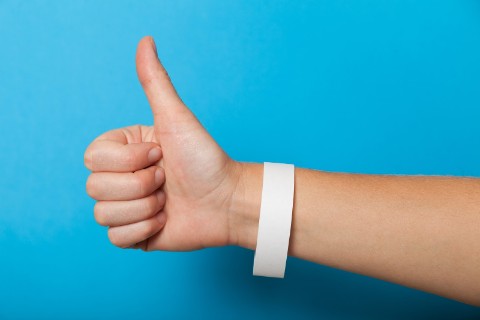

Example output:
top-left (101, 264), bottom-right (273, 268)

top-left (230, 163), bottom-right (480, 306)
top-left (85, 36), bottom-right (480, 307)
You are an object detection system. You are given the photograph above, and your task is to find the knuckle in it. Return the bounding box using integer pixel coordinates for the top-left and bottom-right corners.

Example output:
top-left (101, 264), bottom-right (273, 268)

top-left (139, 74), bottom-right (154, 88)
top-left (107, 228), bottom-right (124, 248)
top-left (93, 203), bottom-right (108, 226)
top-left (85, 176), bottom-right (97, 198)
top-left (84, 148), bottom-right (93, 170)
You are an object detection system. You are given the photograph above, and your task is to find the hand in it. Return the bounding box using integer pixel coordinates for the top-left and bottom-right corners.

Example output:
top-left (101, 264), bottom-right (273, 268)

top-left (85, 36), bottom-right (255, 251)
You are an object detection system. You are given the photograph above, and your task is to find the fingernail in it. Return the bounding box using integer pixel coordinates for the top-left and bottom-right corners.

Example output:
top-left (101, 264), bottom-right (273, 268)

top-left (150, 37), bottom-right (157, 55)
top-left (156, 190), bottom-right (165, 204)
top-left (156, 212), bottom-right (167, 225)
top-left (148, 147), bottom-right (161, 162)
top-left (155, 168), bottom-right (163, 185)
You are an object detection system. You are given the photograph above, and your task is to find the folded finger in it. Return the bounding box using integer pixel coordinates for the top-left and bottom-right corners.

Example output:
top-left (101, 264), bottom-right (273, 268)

top-left (107, 213), bottom-right (167, 249)
top-left (86, 166), bottom-right (165, 201)
top-left (84, 129), bottom-right (161, 173)
top-left (94, 190), bottom-right (166, 227)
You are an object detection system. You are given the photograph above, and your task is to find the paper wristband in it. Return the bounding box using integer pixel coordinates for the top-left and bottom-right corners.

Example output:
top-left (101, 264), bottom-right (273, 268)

top-left (253, 162), bottom-right (295, 278)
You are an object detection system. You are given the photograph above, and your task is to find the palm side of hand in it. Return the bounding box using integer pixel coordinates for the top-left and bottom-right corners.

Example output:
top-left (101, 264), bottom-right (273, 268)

top-left (141, 123), bottom-right (241, 251)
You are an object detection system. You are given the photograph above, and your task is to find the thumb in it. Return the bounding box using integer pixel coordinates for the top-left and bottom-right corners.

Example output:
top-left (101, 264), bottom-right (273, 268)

top-left (136, 36), bottom-right (195, 127)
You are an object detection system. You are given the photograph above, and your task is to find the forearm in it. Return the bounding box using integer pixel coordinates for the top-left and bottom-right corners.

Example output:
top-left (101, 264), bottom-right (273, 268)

top-left (229, 162), bottom-right (480, 306)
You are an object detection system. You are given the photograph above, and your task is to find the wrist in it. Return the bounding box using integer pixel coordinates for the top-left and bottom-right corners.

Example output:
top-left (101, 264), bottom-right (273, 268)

top-left (228, 161), bottom-right (263, 249)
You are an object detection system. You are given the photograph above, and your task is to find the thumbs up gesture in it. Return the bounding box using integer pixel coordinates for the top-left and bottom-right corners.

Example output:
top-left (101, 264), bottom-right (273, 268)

top-left (85, 37), bottom-right (259, 251)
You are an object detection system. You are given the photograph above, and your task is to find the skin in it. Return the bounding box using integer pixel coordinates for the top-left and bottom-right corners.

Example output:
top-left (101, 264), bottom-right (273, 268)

top-left (85, 36), bottom-right (480, 306)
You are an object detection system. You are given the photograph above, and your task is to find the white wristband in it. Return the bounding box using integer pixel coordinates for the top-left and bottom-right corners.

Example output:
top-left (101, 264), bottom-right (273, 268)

top-left (253, 162), bottom-right (295, 278)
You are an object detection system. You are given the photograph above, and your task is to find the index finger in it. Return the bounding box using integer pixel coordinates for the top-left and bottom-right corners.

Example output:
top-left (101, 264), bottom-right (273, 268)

top-left (84, 129), bottom-right (162, 173)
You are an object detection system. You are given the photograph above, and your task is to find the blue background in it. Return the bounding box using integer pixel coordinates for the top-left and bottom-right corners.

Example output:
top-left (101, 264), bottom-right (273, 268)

top-left (1, 1), bottom-right (480, 319)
